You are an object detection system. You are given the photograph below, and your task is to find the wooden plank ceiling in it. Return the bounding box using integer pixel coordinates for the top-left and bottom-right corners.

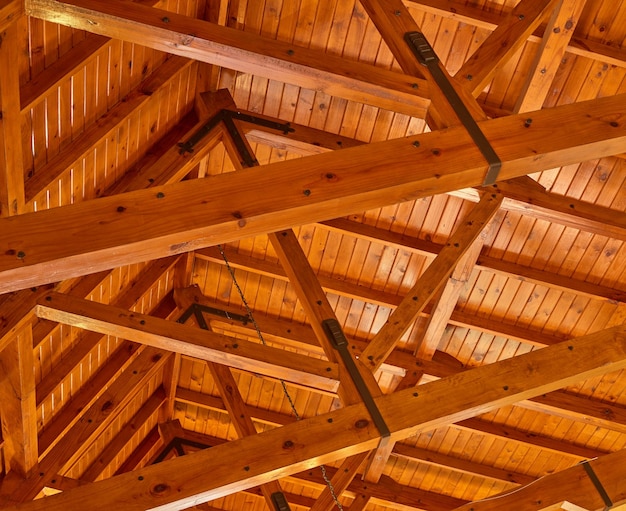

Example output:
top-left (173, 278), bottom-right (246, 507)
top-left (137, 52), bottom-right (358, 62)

top-left (1, 0), bottom-right (626, 509)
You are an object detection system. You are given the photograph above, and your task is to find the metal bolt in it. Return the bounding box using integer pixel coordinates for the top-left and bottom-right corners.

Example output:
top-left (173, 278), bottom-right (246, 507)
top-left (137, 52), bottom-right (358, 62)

top-left (287, 49), bottom-right (294, 56)
top-left (162, 16), bottom-right (170, 23)
top-left (17, 251), bottom-right (25, 259)
top-left (411, 83), bottom-right (418, 89)
top-left (466, 74), bottom-right (473, 81)
top-left (156, 192), bottom-right (165, 198)
top-left (303, 189), bottom-right (311, 196)
top-left (412, 141), bottom-right (420, 148)
top-left (518, 14), bottom-right (525, 20)
top-left (394, 9), bottom-right (401, 16)
top-left (540, 68), bottom-right (547, 74)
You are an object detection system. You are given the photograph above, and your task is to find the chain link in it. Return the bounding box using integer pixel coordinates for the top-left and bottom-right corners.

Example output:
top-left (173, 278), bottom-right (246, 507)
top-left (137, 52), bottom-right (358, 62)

top-left (217, 244), bottom-right (344, 510)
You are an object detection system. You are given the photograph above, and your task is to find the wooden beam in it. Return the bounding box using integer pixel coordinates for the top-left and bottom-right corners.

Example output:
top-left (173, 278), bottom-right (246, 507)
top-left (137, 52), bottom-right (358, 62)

top-left (0, 345), bottom-right (169, 503)
top-left (26, 0), bottom-right (430, 118)
top-left (176, 297), bottom-right (294, 511)
top-left (174, 298), bottom-right (626, 455)
top-left (514, 0), bottom-right (588, 113)
top-left (81, 388), bottom-right (166, 482)
top-left (36, 256), bottom-right (180, 407)
top-left (1, 92), bottom-right (625, 293)
top-left (114, 426), bottom-right (162, 475)
top-left (456, 0), bottom-right (561, 96)
top-left (321, 216), bottom-right (626, 303)
top-left (229, 111), bottom-right (626, 252)
top-left (358, 0), bottom-right (485, 128)
top-left (24, 55), bottom-right (194, 204)
top-left (6, 325), bottom-right (626, 510)
top-left (492, 177), bottom-right (626, 242)
top-left (309, 453), bottom-right (370, 511)
top-left (0, 326), bottom-right (37, 477)
top-left (35, 293), bottom-right (340, 392)
top-left (0, 20), bottom-right (25, 216)
top-left (413, 234), bottom-right (489, 360)
top-left (0, 285), bottom-right (54, 353)
top-left (406, 0), bottom-right (626, 69)
top-left (361, 192), bottom-right (502, 371)
top-left (0, 0), bottom-right (22, 33)
top-left (452, 449), bottom-right (626, 510)
top-left (174, 386), bottom-right (570, 485)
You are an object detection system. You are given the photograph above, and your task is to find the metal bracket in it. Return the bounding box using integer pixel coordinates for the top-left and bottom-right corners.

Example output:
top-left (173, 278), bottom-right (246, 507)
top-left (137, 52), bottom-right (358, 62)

top-left (405, 31), bottom-right (502, 186)
top-left (225, 110), bottom-right (295, 135)
top-left (222, 114), bottom-right (259, 167)
top-left (322, 318), bottom-right (390, 439)
top-left (178, 303), bottom-right (250, 327)
top-left (177, 112), bottom-right (225, 155)
top-left (581, 460), bottom-right (613, 510)
top-left (271, 492), bottom-right (291, 511)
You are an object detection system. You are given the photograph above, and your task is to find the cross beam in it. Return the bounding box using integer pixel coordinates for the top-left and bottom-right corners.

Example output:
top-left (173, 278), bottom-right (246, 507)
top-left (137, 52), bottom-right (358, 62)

top-left (4, 325), bottom-right (626, 511)
top-left (1, 93), bottom-right (625, 293)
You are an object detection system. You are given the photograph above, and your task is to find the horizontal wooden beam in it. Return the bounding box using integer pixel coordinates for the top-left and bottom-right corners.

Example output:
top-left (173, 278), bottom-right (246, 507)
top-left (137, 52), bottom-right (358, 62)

top-left (177, 386), bottom-right (535, 486)
top-left (35, 293), bottom-right (340, 392)
top-left (1, 93), bottom-right (625, 293)
top-left (27, 0), bottom-right (431, 118)
top-left (5, 324), bottom-right (626, 511)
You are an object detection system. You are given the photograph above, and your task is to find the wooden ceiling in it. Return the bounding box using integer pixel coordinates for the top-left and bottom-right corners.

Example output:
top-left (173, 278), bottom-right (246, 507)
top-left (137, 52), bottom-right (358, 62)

top-left (1, 0), bottom-right (626, 509)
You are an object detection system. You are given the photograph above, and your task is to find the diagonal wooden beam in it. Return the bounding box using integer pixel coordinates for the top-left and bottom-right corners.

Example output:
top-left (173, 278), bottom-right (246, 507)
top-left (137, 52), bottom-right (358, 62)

top-left (514, 0), bottom-right (589, 113)
top-left (220, 110), bottom-right (391, 501)
top-left (0, 325), bottom-right (37, 477)
top-left (412, 233), bottom-right (489, 361)
top-left (456, 0), bottom-right (561, 97)
top-left (361, 192), bottom-right (503, 372)
top-left (407, 0), bottom-right (626, 69)
top-left (1, 92), bottom-right (625, 293)
top-left (80, 388), bottom-right (166, 482)
top-left (36, 255), bottom-right (181, 408)
top-left (24, 55), bottom-right (194, 204)
top-left (175, 299), bottom-right (294, 511)
top-left (4, 325), bottom-right (626, 511)
top-left (0, 345), bottom-right (170, 503)
top-left (35, 292), bottom-right (340, 392)
top-left (358, 0), bottom-right (486, 128)
top-left (452, 448), bottom-right (626, 511)
top-left (26, 0), bottom-right (430, 118)
top-left (0, 19), bottom-right (25, 216)
top-left (0, 0), bottom-right (22, 33)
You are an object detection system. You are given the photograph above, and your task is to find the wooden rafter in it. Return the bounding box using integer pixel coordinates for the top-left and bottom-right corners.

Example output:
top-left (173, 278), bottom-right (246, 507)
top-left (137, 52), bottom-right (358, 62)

top-left (455, 0), bottom-right (561, 96)
top-left (0, 19), bottom-right (25, 217)
top-left (453, 448), bottom-right (626, 510)
top-left (1, 93), bottom-right (625, 293)
top-left (361, 192), bottom-right (503, 371)
top-left (35, 293), bottom-right (340, 392)
top-left (514, 0), bottom-right (589, 113)
top-left (358, 0), bottom-right (485, 128)
top-left (174, 294), bottom-right (294, 511)
top-left (4, 324), bottom-right (626, 510)
top-left (26, 0), bottom-right (430, 118)
top-left (0, 326), bottom-right (37, 478)
top-left (0, 345), bottom-right (170, 504)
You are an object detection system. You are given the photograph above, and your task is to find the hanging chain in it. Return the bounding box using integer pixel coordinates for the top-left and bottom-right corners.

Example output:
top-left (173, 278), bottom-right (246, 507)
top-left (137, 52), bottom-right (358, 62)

top-left (217, 244), bottom-right (345, 511)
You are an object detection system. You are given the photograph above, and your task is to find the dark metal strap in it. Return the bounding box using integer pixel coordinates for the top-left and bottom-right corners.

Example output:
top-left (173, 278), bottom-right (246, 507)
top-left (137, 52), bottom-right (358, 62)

top-left (404, 32), bottom-right (502, 186)
top-left (322, 319), bottom-right (391, 439)
top-left (271, 492), bottom-right (291, 511)
top-left (582, 460), bottom-right (613, 510)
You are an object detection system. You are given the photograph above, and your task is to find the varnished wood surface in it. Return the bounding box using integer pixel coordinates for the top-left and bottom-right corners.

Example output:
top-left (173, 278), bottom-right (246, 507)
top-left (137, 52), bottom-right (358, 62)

top-left (1, 0), bottom-right (626, 508)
